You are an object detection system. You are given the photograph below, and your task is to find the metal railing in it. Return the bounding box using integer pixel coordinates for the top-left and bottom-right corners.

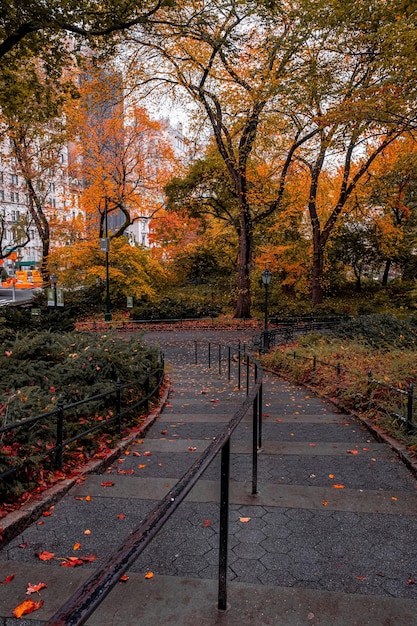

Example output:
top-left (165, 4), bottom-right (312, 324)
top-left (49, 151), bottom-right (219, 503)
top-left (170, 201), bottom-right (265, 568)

top-left (258, 315), bottom-right (350, 352)
top-left (0, 355), bottom-right (165, 489)
top-left (46, 342), bottom-right (263, 625)
top-left (290, 350), bottom-right (416, 431)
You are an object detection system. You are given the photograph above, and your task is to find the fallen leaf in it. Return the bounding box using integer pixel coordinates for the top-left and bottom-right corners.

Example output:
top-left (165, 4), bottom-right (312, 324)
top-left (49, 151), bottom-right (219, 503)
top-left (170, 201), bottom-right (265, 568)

top-left (26, 582), bottom-right (47, 595)
top-left (322, 501), bottom-right (328, 507)
top-left (36, 551), bottom-right (55, 561)
top-left (145, 572), bottom-right (154, 579)
top-left (391, 497), bottom-right (398, 501)
top-left (347, 449), bottom-right (358, 455)
top-left (144, 451), bottom-right (151, 457)
top-left (79, 554), bottom-right (97, 563)
top-left (407, 578), bottom-right (415, 585)
top-left (309, 443), bottom-right (316, 447)
top-left (188, 447), bottom-right (197, 451)
top-left (85, 495), bottom-right (92, 502)
top-left (42, 511), bottom-right (52, 517)
top-left (101, 481), bottom-right (114, 487)
top-left (18, 543), bottom-right (28, 549)
top-left (119, 575), bottom-right (129, 582)
top-left (239, 517), bottom-right (251, 523)
top-left (84, 529), bottom-right (91, 535)
top-left (73, 543), bottom-right (81, 551)
top-left (13, 599), bottom-right (44, 618)
top-left (117, 514), bottom-right (126, 520)
top-left (1, 574), bottom-right (15, 584)
top-left (328, 474), bottom-right (335, 479)
top-left (332, 484), bottom-right (345, 489)
top-left (202, 519), bottom-right (212, 527)
top-left (161, 430), bottom-right (168, 435)
top-left (356, 576), bottom-right (367, 581)
top-left (118, 469), bottom-right (135, 475)
top-left (60, 557), bottom-right (84, 567)
top-left (133, 451), bottom-right (141, 457)
top-left (138, 464), bottom-right (147, 469)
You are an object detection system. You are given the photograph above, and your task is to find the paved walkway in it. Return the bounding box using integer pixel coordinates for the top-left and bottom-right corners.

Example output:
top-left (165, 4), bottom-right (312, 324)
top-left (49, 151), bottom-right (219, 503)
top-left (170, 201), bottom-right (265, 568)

top-left (1, 330), bottom-right (417, 625)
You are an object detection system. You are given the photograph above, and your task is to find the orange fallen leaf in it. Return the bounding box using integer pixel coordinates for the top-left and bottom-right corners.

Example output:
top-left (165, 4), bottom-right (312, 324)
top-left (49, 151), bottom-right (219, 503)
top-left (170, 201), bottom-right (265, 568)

top-left (26, 582), bottom-right (47, 595)
top-left (85, 495), bottom-right (92, 502)
top-left (13, 599), bottom-right (44, 618)
top-left (322, 501), bottom-right (328, 507)
top-left (36, 551), bottom-right (55, 561)
top-left (145, 572), bottom-right (154, 579)
top-left (309, 443), bottom-right (316, 447)
top-left (347, 449), bottom-right (358, 455)
top-left (239, 517), bottom-right (251, 523)
top-left (138, 464), bottom-right (147, 469)
top-left (133, 451), bottom-right (141, 457)
top-left (84, 529), bottom-right (91, 535)
top-left (391, 497), bottom-right (398, 501)
top-left (42, 511), bottom-right (52, 517)
top-left (332, 484), bottom-right (345, 489)
top-left (60, 557), bottom-right (84, 567)
top-left (73, 543), bottom-right (81, 551)
top-left (356, 576), bottom-right (367, 581)
top-left (328, 474), bottom-right (335, 479)
top-left (119, 575), bottom-right (129, 582)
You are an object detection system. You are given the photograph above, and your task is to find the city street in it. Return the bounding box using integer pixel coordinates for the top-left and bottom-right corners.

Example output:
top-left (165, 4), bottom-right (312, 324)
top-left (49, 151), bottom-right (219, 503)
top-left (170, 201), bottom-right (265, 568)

top-left (0, 286), bottom-right (38, 307)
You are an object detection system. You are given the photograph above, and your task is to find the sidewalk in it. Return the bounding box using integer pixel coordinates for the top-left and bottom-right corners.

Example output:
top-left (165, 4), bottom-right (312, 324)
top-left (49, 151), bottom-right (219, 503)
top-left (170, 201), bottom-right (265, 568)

top-left (1, 330), bottom-right (417, 625)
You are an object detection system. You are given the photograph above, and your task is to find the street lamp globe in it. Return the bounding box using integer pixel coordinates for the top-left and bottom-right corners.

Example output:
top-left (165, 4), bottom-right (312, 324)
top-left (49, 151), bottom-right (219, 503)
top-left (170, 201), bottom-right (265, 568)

top-left (261, 268), bottom-right (272, 286)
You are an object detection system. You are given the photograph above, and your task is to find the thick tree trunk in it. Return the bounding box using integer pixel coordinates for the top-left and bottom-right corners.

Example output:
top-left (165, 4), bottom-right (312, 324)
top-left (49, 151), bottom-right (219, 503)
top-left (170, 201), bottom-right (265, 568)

top-left (311, 230), bottom-right (324, 308)
top-left (382, 258), bottom-right (391, 286)
top-left (234, 210), bottom-right (253, 318)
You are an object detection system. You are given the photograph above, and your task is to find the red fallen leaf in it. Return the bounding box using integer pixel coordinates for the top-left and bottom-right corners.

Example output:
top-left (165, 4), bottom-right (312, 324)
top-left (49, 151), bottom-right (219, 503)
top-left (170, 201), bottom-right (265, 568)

top-left (202, 519), bottom-right (212, 527)
top-left (144, 451), bottom-right (151, 457)
top-left (210, 399), bottom-right (218, 403)
top-left (1, 574), bottom-right (15, 584)
top-left (188, 447), bottom-right (197, 451)
top-left (262, 414), bottom-right (269, 417)
top-left (60, 557), bottom-right (84, 567)
top-left (36, 551), bottom-right (55, 561)
top-left (101, 481), bottom-right (114, 487)
top-left (42, 511), bottom-right (52, 517)
top-left (26, 582), bottom-right (47, 595)
top-left (119, 575), bottom-right (129, 582)
top-left (132, 451), bottom-right (141, 457)
top-left (309, 443), bottom-right (316, 447)
top-left (356, 576), bottom-right (367, 581)
top-left (161, 430), bottom-right (168, 435)
top-left (79, 554), bottom-right (97, 563)
top-left (117, 514), bottom-right (126, 519)
top-left (117, 469), bottom-right (135, 475)
top-left (347, 449), bottom-right (358, 455)
top-left (407, 578), bottom-right (415, 585)
top-left (322, 501), bottom-right (328, 507)
top-left (13, 599), bottom-right (44, 618)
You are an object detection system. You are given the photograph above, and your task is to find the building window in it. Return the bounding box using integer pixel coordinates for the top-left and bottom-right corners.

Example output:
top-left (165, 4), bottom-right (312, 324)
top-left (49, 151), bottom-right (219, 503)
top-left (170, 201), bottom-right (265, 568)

top-left (10, 191), bottom-right (19, 203)
top-left (0, 190), bottom-right (4, 202)
top-left (9, 173), bottom-right (18, 185)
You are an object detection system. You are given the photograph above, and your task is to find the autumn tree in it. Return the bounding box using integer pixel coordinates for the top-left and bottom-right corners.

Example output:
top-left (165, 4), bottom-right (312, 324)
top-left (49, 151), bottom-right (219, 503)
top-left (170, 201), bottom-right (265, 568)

top-left (68, 59), bottom-right (178, 243)
top-left (125, 0), bottom-right (417, 314)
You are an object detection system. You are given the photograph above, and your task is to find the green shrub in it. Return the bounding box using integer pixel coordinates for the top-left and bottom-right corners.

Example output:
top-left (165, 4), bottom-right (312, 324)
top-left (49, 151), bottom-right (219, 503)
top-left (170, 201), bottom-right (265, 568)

top-left (129, 295), bottom-right (222, 320)
top-left (331, 313), bottom-right (417, 349)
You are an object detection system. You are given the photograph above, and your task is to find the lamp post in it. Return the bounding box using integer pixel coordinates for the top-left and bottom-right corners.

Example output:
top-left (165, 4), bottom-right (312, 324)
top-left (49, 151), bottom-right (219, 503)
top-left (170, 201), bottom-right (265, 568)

top-left (51, 274), bottom-right (58, 308)
top-left (261, 268), bottom-right (272, 352)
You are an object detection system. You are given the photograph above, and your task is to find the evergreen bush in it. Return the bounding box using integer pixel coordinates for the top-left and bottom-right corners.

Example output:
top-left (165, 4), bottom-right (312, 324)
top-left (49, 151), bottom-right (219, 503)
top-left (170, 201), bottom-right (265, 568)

top-left (129, 295), bottom-right (222, 320)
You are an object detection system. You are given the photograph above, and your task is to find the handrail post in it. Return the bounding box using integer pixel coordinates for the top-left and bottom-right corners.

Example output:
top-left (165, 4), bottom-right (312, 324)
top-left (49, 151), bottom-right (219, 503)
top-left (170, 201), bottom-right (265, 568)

top-left (252, 395), bottom-right (258, 495)
top-left (218, 344), bottom-right (222, 375)
top-left (407, 383), bottom-right (414, 433)
top-left (258, 382), bottom-right (263, 449)
top-left (218, 439), bottom-right (230, 612)
top-left (55, 397), bottom-right (64, 471)
top-left (246, 355), bottom-right (250, 396)
top-left (228, 346), bottom-right (231, 381)
top-left (313, 354), bottom-right (317, 371)
top-left (208, 342), bottom-right (211, 369)
top-left (238, 342), bottom-right (241, 389)
top-left (116, 378), bottom-right (122, 434)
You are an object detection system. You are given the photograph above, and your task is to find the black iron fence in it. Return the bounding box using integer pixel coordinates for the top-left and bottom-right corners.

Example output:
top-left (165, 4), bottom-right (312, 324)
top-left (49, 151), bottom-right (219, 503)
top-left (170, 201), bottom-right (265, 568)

top-left (289, 350), bottom-right (416, 432)
top-left (259, 315), bottom-right (350, 352)
top-left (0, 355), bottom-right (165, 490)
top-left (45, 342), bottom-right (263, 625)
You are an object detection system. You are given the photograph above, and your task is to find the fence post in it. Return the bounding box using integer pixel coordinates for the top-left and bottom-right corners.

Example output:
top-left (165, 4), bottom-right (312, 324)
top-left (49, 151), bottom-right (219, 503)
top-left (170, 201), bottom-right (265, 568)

top-left (208, 342), bottom-right (211, 369)
top-left (367, 370), bottom-right (372, 400)
top-left (313, 354), bottom-right (317, 371)
top-left (228, 346), bottom-right (231, 381)
top-left (218, 439), bottom-right (230, 612)
top-left (337, 362), bottom-right (341, 381)
top-left (407, 383), bottom-right (414, 433)
top-left (116, 378), bottom-right (122, 434)
top-left (55, 398), bottom-right (64, 471)
top-left (218, 344), bottom-right (222, 375)
top-left (293, 351), bottom-right (296, 361)
top-left (145, 368), bottom-right (150, 413)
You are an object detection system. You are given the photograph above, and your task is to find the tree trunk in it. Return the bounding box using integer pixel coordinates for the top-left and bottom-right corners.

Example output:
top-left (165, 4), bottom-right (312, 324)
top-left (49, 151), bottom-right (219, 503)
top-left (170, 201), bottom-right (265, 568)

top-left (234, 210), bottom-right (252, 318)
top-left (311, 229), bottom-right (324, 308)
top-left (382, 258), bottom-right (391, 286)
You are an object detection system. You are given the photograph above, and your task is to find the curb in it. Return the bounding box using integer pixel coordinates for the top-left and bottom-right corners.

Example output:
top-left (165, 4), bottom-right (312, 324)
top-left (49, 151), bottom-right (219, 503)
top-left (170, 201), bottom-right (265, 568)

top-left (0, 375), bottom-right (172, 549)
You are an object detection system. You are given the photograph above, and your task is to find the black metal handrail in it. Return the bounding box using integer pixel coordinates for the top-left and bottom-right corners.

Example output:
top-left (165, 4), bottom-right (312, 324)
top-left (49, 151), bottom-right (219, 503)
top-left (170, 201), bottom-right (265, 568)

top-left (258, 316), bottom-right (349, 352)
top-left (46, 342), bottom-right (263, 625)
top-left (0, 355), bottom-right (165, 487)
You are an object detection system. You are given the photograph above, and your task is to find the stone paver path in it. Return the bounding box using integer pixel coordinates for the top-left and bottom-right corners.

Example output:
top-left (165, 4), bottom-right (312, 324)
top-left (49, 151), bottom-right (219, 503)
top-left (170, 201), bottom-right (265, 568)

top-left (1, 330), bottom-right (417, 625)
